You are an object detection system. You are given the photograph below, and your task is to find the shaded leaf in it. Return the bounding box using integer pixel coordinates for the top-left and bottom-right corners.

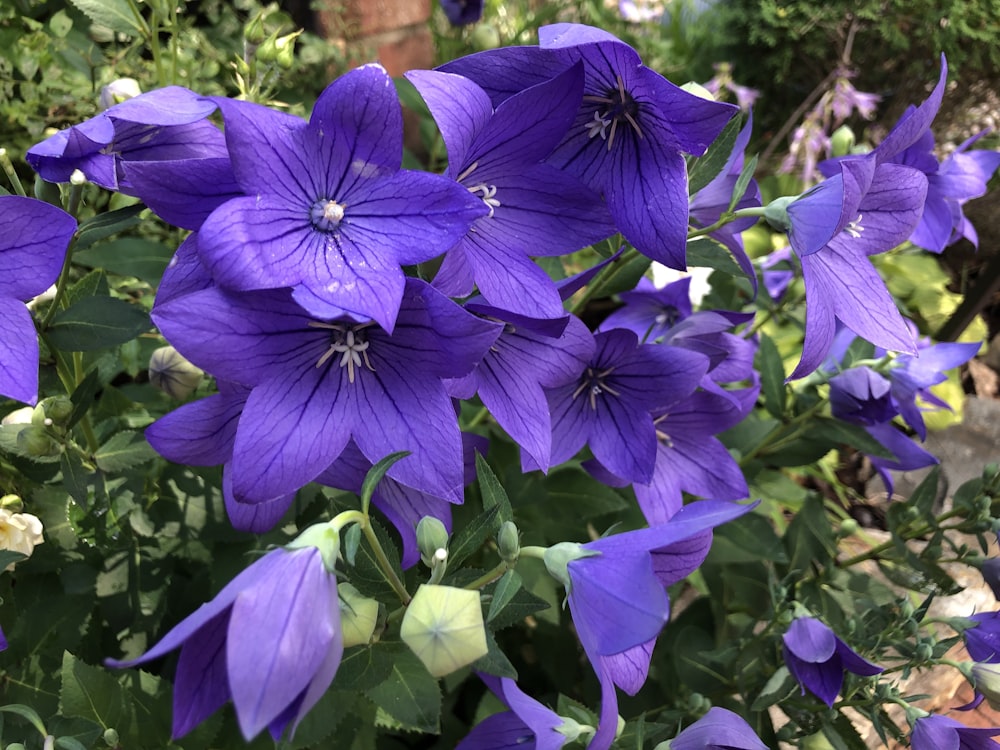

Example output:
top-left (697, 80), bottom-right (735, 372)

top-left (365, 646), bottom-right (441, 733)
top-left (94, 431), bottom-right (157, 472)
top-left (47, 296), bottom-right (150, 351)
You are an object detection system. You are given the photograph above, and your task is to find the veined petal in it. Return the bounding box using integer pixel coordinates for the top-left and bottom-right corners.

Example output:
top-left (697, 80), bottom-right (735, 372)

top-left (602, 639), bottom-right (654, 694)
top-left (462, 232), bottom-right (565, 319)
top-left (171, 609), bottom-right (231, 739)
top-left (145, 389), bottom-right (246, 466)
top-left (0, 299), bottom-right (40, 405)
top-left (875, 56), bottom-right (947, 162)
top-left (405, 70), bottom-right (494, 173)
top-left (588, 397), bottom-right (657, 484)
top-left (125, 157), bottom-right (242, 231)
top-left (0, 196), bottom-right (76, 299)
top-left (223, 470), bottom-right (294, 533)
top-left (438, 46), bottom-right (569, 108)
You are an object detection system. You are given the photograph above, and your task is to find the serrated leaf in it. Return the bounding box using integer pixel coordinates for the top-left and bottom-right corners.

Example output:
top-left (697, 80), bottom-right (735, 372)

top-left (909, 466), bottom-right (941, 517)
top-left (365, 646), bottom-right (441, 733)
top-left (447, 506), bottom-right (499, 569)
top-left (47, 296), bottom-right (150, 351)
top-left (542, 467), bottom-right (628, 519)
top-left (688, 114), bottom-right (742, 195)
top-left (476, 454), bottom-right (512, 526)
top-left (472, 629), bottom-right (517, 679)
top-left (750, 666), bottom-right (798, 711)
top-left (757, 333), bottom-right (785, 418)
top-left (686, 236), bottom-right (746, 277)
top-left (74, 237), bottom-right (173, 284)
top-left (486, 570), bottom-right (550, 629)
top-left (59, 652), bottom-right (131, 732)
top-left (348, 518), bottom-right (404, 601)
top-left (728, 153), bottom-right (759, 214)
top-left (73, 204), bottom-right (145, 249)
top-left (60, 451), bottom-right (91, 509)
top-left (337, 643), bottom-right (399, 692)
top-left (94, 430), bottom-right (157, 472)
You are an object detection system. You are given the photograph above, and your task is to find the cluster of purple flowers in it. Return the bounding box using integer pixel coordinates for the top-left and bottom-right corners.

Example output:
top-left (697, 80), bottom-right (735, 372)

top-left (8, 17), bottom-right (999, 748)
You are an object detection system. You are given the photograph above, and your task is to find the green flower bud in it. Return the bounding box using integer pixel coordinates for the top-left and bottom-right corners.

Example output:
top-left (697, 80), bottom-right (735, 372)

top-left (149, 346), bottom-right (204, 400)
top-left (915, 641), bottom-right (933, 661)
top-left (40, 395), bottom-right (73, 425)
top-left (0, 494), bottom-right (23, 512)
top-left (417, 516), bottom-right (449, 568)
top-left (7, 743), bottom-right (26, 750)
top-left (338, 582), bottom-right (379, 648)
top-left (470, 24), bottom-right (501, 51)
top-left (829, 125), bottom-right (856, 158)
top-left (400, 584), bottom-right (488, 677)
top-left (17, 425), bottom-right (60, 457)
top-left (103, 727), bottom-right (120, 746)
top-left (273, 30), bottom-right (302, 70)
top-left (802, 730), bottom-right (837, 750)
top-left (972, 662), bottom-right (1000, 710)
top-left (763, 195), bottom-right (796, 233)
top-left (680, 81), bottom-right (714, 102)
top-left (837, 518), bottom-right (859, 537)
top-left (255, 31), bottom-right (282, 63)
top-left (244, 12), bottom-right (267, 45)
top-left (287, 521), bottom-right (340, 573)
top-left (497, 521), bottom-right (519, 564)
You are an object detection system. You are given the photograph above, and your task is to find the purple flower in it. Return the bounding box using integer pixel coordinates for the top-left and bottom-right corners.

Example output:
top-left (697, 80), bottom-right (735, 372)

top-left (406, 66), bottom-right (614, 319)
top-left (194, 64), bottom-right (485, 331)
top-left (965, 612), bottom-right (1000, 663)
top-left (153, 277), bottom-right (499, 506)
top-left (108, 544), bottom-right (341, 741)
top-left (0, 196), bottom-right (76, 404)
top-left (544, 328), bottom-right (708, 483)
top-left (782, 616), bottom-right (883, 706)
top-left (670, 707), bottom-right (768, 750)
top-left (458, 674), bottom-right (572, 750)
top-left (865, 422), bottom-right (938, 497)
top-left (910, 713), bottom-right (1000, 750)
top-left (440, 0), bottom-right (483, 26)
top-left (703, 63), bottom-right (760, 112)
top-left (0, 625), bottom-right (6, 652)
top-left (983, 555), bottom-right (1000, 600)
top-left (26, 86), bottom-right (223, 192)
top-left (441, 23), bottom-right (737, 270)
top-left (829, 368), bottom-right (896, 426)
top-left (600, 276), bottom-right (693, 343)
top-left (546, 500), bottom-right (756, 749)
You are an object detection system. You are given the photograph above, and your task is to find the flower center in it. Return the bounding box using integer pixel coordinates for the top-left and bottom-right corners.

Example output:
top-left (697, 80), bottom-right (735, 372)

top-left (844, 214), bottom-right (865, 239)
top-left (583, 75), bottom-right (644, 151)
top-left (571, 366), bottom-right (621, 411)
top-left (309, 322), bottom-right (375, 383)
top-left (310, 199), bottom-right (346, 233)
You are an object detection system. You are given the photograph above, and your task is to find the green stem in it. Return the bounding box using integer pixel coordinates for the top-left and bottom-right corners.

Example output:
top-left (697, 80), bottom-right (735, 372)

top-left (519, 545), bottom-right (547, 560)
top-left (464, 406), bottom-right (490, 429)
top-left (739, 398), bottom-right (827, 466)
top-left (0, 149), bottom-right (26, 197)
top-left (837, 508), bottom-right (968, 567)
top-left (464, 560), bottom-right (509, 590)
top-left (687, 205), bottom-right (767, 240)
top-left (360, 519), bottom-right (411, 605)
top-left (569, 245), bottom-right (639, 315)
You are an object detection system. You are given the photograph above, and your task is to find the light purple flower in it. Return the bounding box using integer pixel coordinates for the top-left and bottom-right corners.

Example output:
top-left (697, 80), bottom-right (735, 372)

top-left (108, 545), bottom-right (341, 741)
top-left (829, 368), bottom-right (896, 426)
top-left (782, 616), bottom-right (883, 706)
top-left (26, 86), bottom-right (223, 192)
top-left (910, 713), bottom-right (1000, 750)
top-left (965, 612), bottom-right (1000, 664)
top-left (194, 64), bottom-right (486, 331)
top-left (458, 674), bottom-right (571, 750)
top-left (0, 196), bottom-right (76, 404)
top-left (669, 707), bottom-right (768, 750)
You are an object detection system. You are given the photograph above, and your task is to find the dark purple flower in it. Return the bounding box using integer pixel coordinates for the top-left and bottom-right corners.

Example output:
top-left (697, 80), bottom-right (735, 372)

top-left (124, 155), bottom-right (242, 231)
top-left (545, 500), bottom-right (756, 749)
top-left (782, 616), bottom-right (883, 706)
top-left (544, 328), bottom-right (708, 483)
top-left (406, 66), bottom-right (614, 319)
top-left (440, 0), bottom-right (483, 26)
top-left (26, 86), bottom-right (222, 193)
top-left (0, 625), bottom-right (6, 652)
top-left (965, 612), bottom-right (1000, 664)
top-left (910, 713), bottom-right (1000, 750)
top-left (983, 554), bottom-right (1000, 600)
top-left (108, 544), bottom-right (341, 741)
top-left (600, 276), bottom-right (693, 343)
top-left (441, 23), bottom-right (737, 269)
top-left (458, 674), bottom-right (572, 750)
top-left (669, 707), bottom-right (768, 750)
top-left (829, 367), bottom-right (896, 426)
top-left (195, 64), bottom-right (485, 331)
top-left (153, 277), bottom-right (500, 506)
top-left (865, 422), bottom-right (938, 497)
top-left (0, 196), bottom-right (76, 404)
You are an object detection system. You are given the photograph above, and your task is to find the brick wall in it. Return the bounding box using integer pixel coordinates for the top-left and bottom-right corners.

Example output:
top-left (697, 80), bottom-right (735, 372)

top-left (314, 0), bottom-right (435, 77)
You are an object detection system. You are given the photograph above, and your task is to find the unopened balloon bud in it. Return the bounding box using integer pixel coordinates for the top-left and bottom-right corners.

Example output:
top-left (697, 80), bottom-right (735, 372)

top-left (542, 542), bottom-right (597, 590)
top-left (830, 125), bottom-right (856, 158)
top-left (2, 406), bottom-right (33, 426)
top-left (255, 31), bottom-right (281, 63)
top-left (17, 425), bottom-right (60, 457)
top-left (287, 521), bottom-right (340, 573)
top-left (99, 78), bottom-right (142, 109)
top-left (497, 521), bottom-right (519, 564)
top-left (39, 396), bottom-right (73, 425)
top-left (149, 346), bottom-right (204, 400)
top-left (103, 728), bottom-right (120, 746)
top-left (339, 582), bottom-right (379, 647)
top-left (972, 662), bottom-right (1000, 710)
top-left (417, 516), bottom-right (450, 568)
top-left (471, 24), bottom-right (501, 51)
top-left (400, 584), bottom-right (488, 677)
top-left (0, 494), bottom-right (23, 512)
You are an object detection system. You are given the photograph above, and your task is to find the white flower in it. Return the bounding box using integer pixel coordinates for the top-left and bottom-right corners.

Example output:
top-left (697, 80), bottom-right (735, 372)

top-left (0, 509), bottom-right (44, 569)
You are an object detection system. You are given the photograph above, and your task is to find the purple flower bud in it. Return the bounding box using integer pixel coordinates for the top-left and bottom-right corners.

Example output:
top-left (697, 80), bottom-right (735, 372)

top-left (828, 367), bottom-right (897, 425)
top-left (910, 713), bottom-right (1000, 750)
top-left (782, 617), bottom-right (883, 706)
top-left (964, 612), bottom-right (1000, 663)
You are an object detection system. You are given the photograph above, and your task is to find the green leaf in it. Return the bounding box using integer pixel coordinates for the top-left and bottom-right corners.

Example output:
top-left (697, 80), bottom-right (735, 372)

top-left (909, 466), bottom-right (941, 517)
top-left (750, 666), bottom-right (798, 711)
top-left (688, 114), bottom-right (742, 195)
top-left (336, 643), bottom-right (399, 692)
top-left (0, 550), bottom-right (26, 570)
top-left (476, 453), bottom-right (512, 526)
top-left (74, 238), bottom-right (174, 284)
top-left (60, 451), bottom-right (91, 509)
top-left (709, 513), bottom-right (787, 563)
top-left (728, 153), bottom-right (759, 214)
top-left (0, 704), bottom-right (48, 737)
top-left (686, 236), bottom-right (746, 277)
top-left (813, 418), bottom-right (894, 459)
top-left (365, 645), bottom-right (441, 733)
top-left (585, 249), bottom-right (651, 301)
top-left (486, 570), bottom-right (550, 629)
top-left (541, 467), bottom-right (628, 520)
top-left (471, 629), bottom-right (518, 679)
top-left (59, 652), bottom-right (131, 733)
top-left (757, 333), bottom-right (785, 418)
top-left (447, 506), bottom-right (500, 569)
top-left (68, 367), bottom-right (102, 429)
top-left (360, 451), bottom-right (410, 515)
top-left (73, 204), bottom-right (145, 249)
top-left (47, 296), bottom-right (150, 351)
top-left (348, 518), bottom-right (404, 602)
top-left (94, 430), bottom-right (157, 472)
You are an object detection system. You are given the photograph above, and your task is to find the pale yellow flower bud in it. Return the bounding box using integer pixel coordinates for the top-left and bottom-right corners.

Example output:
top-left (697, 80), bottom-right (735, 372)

top-left (0, 508), bottom-right (44, 570)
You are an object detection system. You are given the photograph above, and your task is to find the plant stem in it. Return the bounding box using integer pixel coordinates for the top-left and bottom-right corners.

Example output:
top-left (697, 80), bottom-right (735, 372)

top-left (464, 560), bottom-right (509, 590)
top-left (360, 519), bottom-right (411, 605)
top-left (0, 149), bottom-right (26, 197)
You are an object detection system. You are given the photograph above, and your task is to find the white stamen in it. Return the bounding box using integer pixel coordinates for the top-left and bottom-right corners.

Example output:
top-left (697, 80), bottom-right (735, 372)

top-left (586, 111), bottom-right (611, 141)
top-left (844, 214), bottom-right (864, 239)
top-left (468, 183), bottom-right (501, 218)
top-left (310, 322), bottom-right (375, 382)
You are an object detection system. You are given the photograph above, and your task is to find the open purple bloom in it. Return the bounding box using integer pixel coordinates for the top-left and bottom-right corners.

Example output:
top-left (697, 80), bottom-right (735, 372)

top-left (458, 674), bottom-right (570, 750)
top-left (545, 500), bottom-right (756, 749)
top-left (153, 277), bottom-right (499, 506)
top-left (0, 196), bottom-right (76, 404)
top-left (124, 155), bottom-right (242, 231)
top-left (441, 23), bottom-right (736, 269)
top-left (108, 545), bottom-right (341, 741)
top-left (910, 713), bottom-right (1000, 750)
top-left (600, 276), bottom-right (694, 343)
top-left (27, 86), bottom-right (222, 192)
top-left (544, 327), bottom-right (708, 483)
top-left (865, 422), bottom-right (938, 497)
top-left (965, 612), bottom-right (1000, 664)
top-left (782, 616), bottom-right (883, 706)
top-left (195, 64), bottom-right (485, 331)
top-left (406, 66), bottom-right (614, 318)
top-left (670, 707), bottom-right (768, 750)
